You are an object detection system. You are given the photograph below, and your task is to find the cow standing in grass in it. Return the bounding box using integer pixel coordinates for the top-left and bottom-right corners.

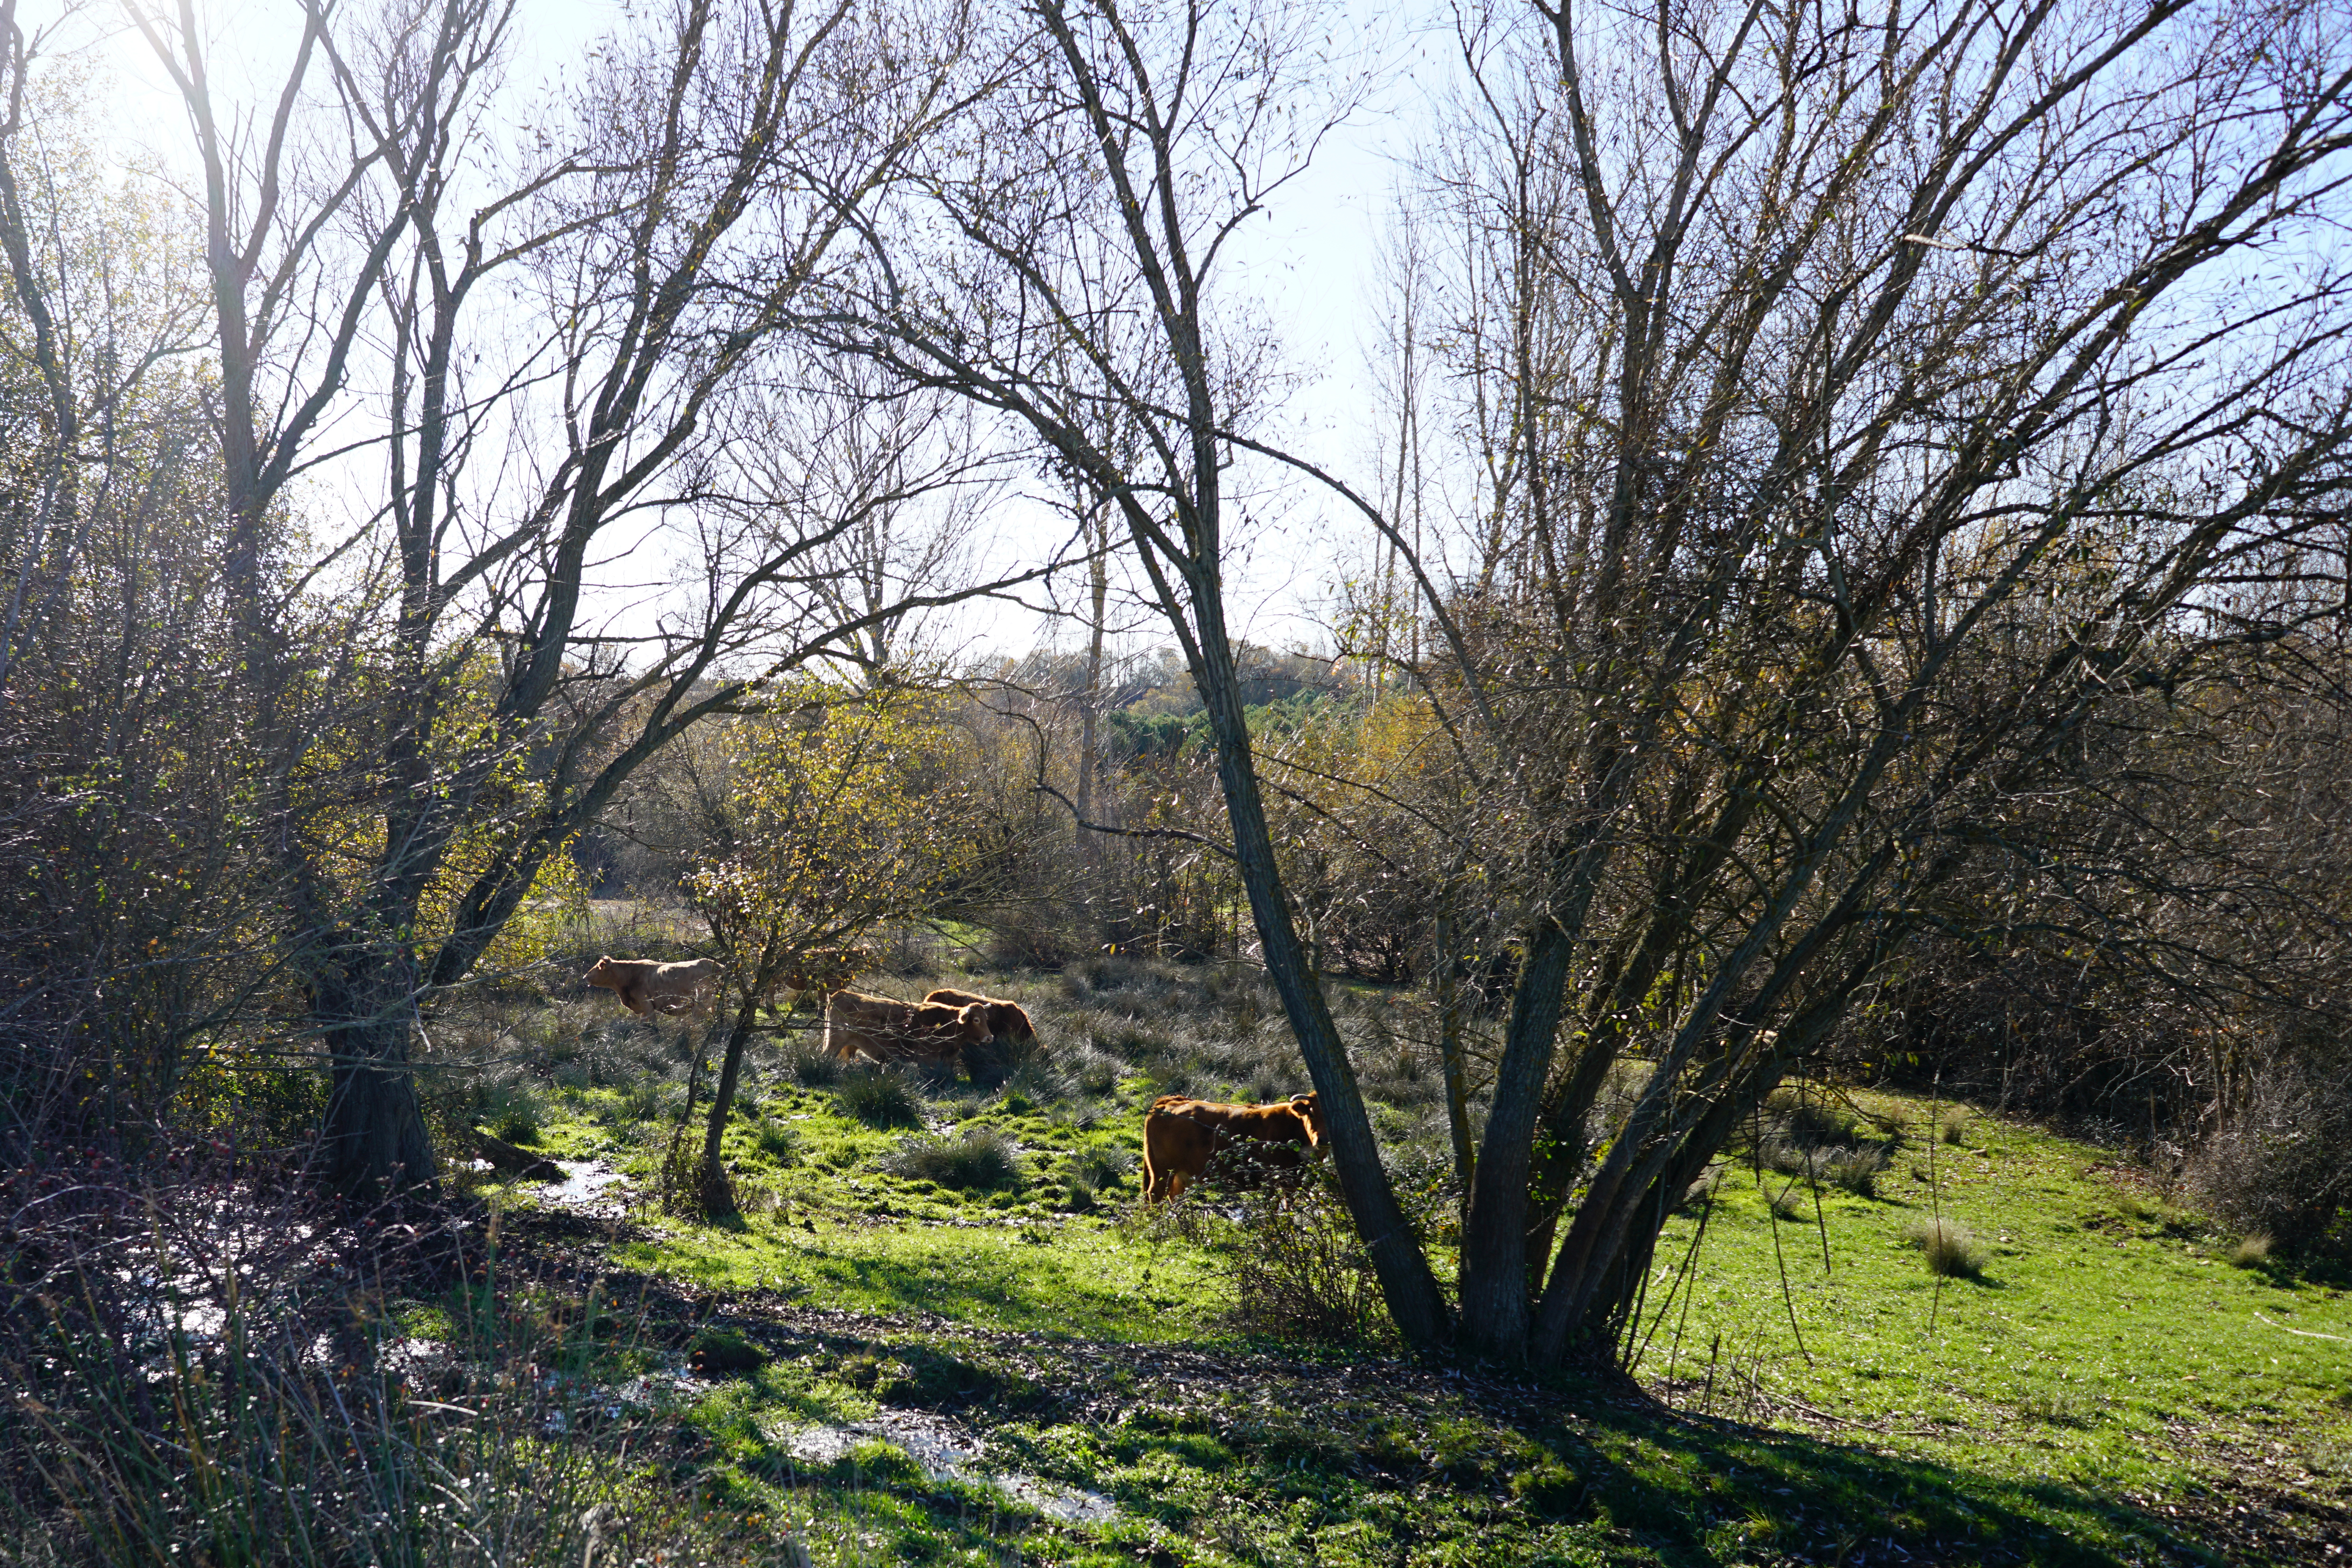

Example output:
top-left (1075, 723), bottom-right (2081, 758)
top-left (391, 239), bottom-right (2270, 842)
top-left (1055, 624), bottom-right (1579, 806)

top-left (1141, 1093), bottom-right (1325, 1202)
top-left (824, 989), bottom-right (994, 1068)
top-left (584, 955), bottom-right (722, 1016)
top-left (921, 987), bottom-right (1035, 1043)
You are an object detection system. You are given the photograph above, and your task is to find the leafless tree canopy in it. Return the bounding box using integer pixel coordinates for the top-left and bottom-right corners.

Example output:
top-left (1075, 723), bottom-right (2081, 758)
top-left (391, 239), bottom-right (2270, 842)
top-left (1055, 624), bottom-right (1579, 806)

top-left (820, 0), bottom-right (2352, 1362)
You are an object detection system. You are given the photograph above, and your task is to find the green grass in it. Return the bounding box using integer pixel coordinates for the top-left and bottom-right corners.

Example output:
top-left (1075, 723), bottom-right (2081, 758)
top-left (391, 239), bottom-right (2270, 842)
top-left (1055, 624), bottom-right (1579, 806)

top-left (1632, 1097), bottom-right (2352, 1534)
top-left (461, 968), bottom-right (2351, 1566)
top-left (621, 1212), bottom-right (1228, 1341)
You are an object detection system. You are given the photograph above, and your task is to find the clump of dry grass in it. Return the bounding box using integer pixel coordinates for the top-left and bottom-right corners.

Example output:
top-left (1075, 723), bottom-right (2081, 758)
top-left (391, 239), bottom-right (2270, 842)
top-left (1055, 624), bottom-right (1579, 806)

top-left (2224, 1230), bottom-right (2273, 1268)
top-left (1903, 1215), bottom-right (1985, 1277)
top-left (1937, 1108), bottom-right (1971, 1146)
top-left (1822, 1146), bottom-right (1890, 1197)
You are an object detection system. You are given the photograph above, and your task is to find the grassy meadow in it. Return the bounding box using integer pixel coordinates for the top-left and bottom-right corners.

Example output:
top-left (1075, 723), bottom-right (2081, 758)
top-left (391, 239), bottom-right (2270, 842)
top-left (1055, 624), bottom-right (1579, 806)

top-left (284, 940), bottom-right (2352, 1566)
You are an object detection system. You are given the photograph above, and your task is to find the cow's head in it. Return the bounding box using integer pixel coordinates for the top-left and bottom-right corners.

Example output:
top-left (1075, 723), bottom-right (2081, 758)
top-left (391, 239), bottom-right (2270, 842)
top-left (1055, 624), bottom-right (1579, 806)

top-left (954, 1003), bottom-right (996, 1045)
top-left (584, 956), bottom-right (619, 988)
top-left (1288, 1092), bottom-right (1325, 1149)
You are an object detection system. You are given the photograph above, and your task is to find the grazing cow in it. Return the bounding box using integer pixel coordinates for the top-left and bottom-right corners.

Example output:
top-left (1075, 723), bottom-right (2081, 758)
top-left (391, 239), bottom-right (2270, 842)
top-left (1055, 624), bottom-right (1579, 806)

top-left (824, 989), bottom-right (994, 1067)
top-left (920, 987), bottom-right (1036, 1044)
top-left (1141, 1092), bottom-right (1325, 1202)
top-left (585, 955), bottom-right (722, 1017)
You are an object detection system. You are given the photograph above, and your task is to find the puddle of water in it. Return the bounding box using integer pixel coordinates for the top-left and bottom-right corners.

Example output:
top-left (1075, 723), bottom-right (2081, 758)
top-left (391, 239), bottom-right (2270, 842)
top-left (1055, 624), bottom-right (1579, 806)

top-left (379, 1335), bottom-right (451, 1385)
top-left (774, 1410), bottom-right (1116, 1524)
top-left (538, 1355), bottom-right (709, 1431)
top-left (544, 1160), bottom-right (627, 1215)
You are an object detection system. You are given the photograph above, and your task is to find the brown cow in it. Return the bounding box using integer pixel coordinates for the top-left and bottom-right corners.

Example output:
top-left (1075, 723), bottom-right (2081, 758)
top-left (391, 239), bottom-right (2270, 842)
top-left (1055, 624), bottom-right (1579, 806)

top-left (920, 987), bottom-right (1036, 1044)
top-left (824, 989), bottom-right (994, 1067)
top-left (1141, 1092), bottom-right (1325, 1202)
top-left (585, 955), bottom-right (722, 1017)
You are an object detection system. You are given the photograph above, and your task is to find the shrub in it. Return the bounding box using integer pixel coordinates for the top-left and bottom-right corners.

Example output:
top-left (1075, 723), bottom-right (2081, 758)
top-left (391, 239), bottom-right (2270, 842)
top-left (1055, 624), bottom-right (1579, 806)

top-left (1938, 1108), bottom-right (1970, 1146)
top-left (2188, 1057), bottom-right (2352, 1250)
top-left (1903, 1216), bottom-right (1985, 1277)
top-left (881, 1129), bottom-right (1024, 1192)
top-left (832, 1070), bottom-right (923, 1129)
top-left (1768, 1185), bottom-right (1809, 1222)
top-left (1228, 1176), bottom-right (1391, 1346)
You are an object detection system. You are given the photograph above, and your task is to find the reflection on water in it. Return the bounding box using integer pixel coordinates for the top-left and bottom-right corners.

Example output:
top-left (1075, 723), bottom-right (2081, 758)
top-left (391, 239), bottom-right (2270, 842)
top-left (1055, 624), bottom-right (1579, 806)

top-left (776, 1408), bottom-right (1117, 1523)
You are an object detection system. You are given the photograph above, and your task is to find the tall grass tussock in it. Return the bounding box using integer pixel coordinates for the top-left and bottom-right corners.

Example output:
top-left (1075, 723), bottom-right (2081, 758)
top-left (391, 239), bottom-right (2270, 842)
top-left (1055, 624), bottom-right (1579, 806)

top-left (880, 1128), bottom-right (1025, 1192)
top-left (831, 1068), bottom-right (924, 1129)
top-left (1903, 1216), bottom-right (1986, 1278)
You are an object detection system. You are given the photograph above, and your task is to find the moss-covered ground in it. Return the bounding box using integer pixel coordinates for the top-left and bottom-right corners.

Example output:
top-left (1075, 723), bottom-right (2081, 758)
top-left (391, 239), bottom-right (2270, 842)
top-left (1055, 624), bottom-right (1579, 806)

top-left (421, 951), bottom-right (2351, 1566)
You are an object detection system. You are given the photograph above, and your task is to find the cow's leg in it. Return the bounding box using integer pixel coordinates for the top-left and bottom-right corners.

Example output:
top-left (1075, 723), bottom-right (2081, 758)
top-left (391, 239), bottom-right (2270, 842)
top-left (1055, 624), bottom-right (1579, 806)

top-left (621, 988), bottom-right (652, 1017)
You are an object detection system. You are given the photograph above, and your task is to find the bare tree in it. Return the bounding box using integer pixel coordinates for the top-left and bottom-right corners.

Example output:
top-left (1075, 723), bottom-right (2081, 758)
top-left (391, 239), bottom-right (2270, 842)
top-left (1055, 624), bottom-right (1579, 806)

top-left (852, 0), bottom-right (2352, 1366)
top-left (1382, 0), bottom-right (2352, 1363)
top-left (730, 359), bottom-right (1001, 679)
top-left (842, 0), bottom-right (1452, 1344)
top-left (123, 0), bottom-right (1030, 1200)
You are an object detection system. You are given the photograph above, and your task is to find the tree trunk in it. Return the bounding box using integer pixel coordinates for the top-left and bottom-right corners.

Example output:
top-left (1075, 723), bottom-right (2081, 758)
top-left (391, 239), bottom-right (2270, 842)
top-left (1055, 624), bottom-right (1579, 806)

top-left (1076, 507), bottom-right (1108, 897)
top-left (1431, 892), bottom-right (1476, 1216)
top-left (1181, 590), bottom-right (1453, 1349)
top-left (1451, 920), bottom-right (1574, 1358)
top-left (697, 1000), bottom-right (760, 1216)
top-left (316, 948), bottom-right (438, 1203)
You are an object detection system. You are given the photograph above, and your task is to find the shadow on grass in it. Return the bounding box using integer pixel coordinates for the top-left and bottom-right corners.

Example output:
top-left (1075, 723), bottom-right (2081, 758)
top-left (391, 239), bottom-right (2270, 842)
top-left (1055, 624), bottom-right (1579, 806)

top-left (510, 1210), bottom-right (2242, 1567)
top-left (827, 1368), bottom-right (2230, 1566)
top-left (1555, 1395), bottom-right (2217, 1567)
